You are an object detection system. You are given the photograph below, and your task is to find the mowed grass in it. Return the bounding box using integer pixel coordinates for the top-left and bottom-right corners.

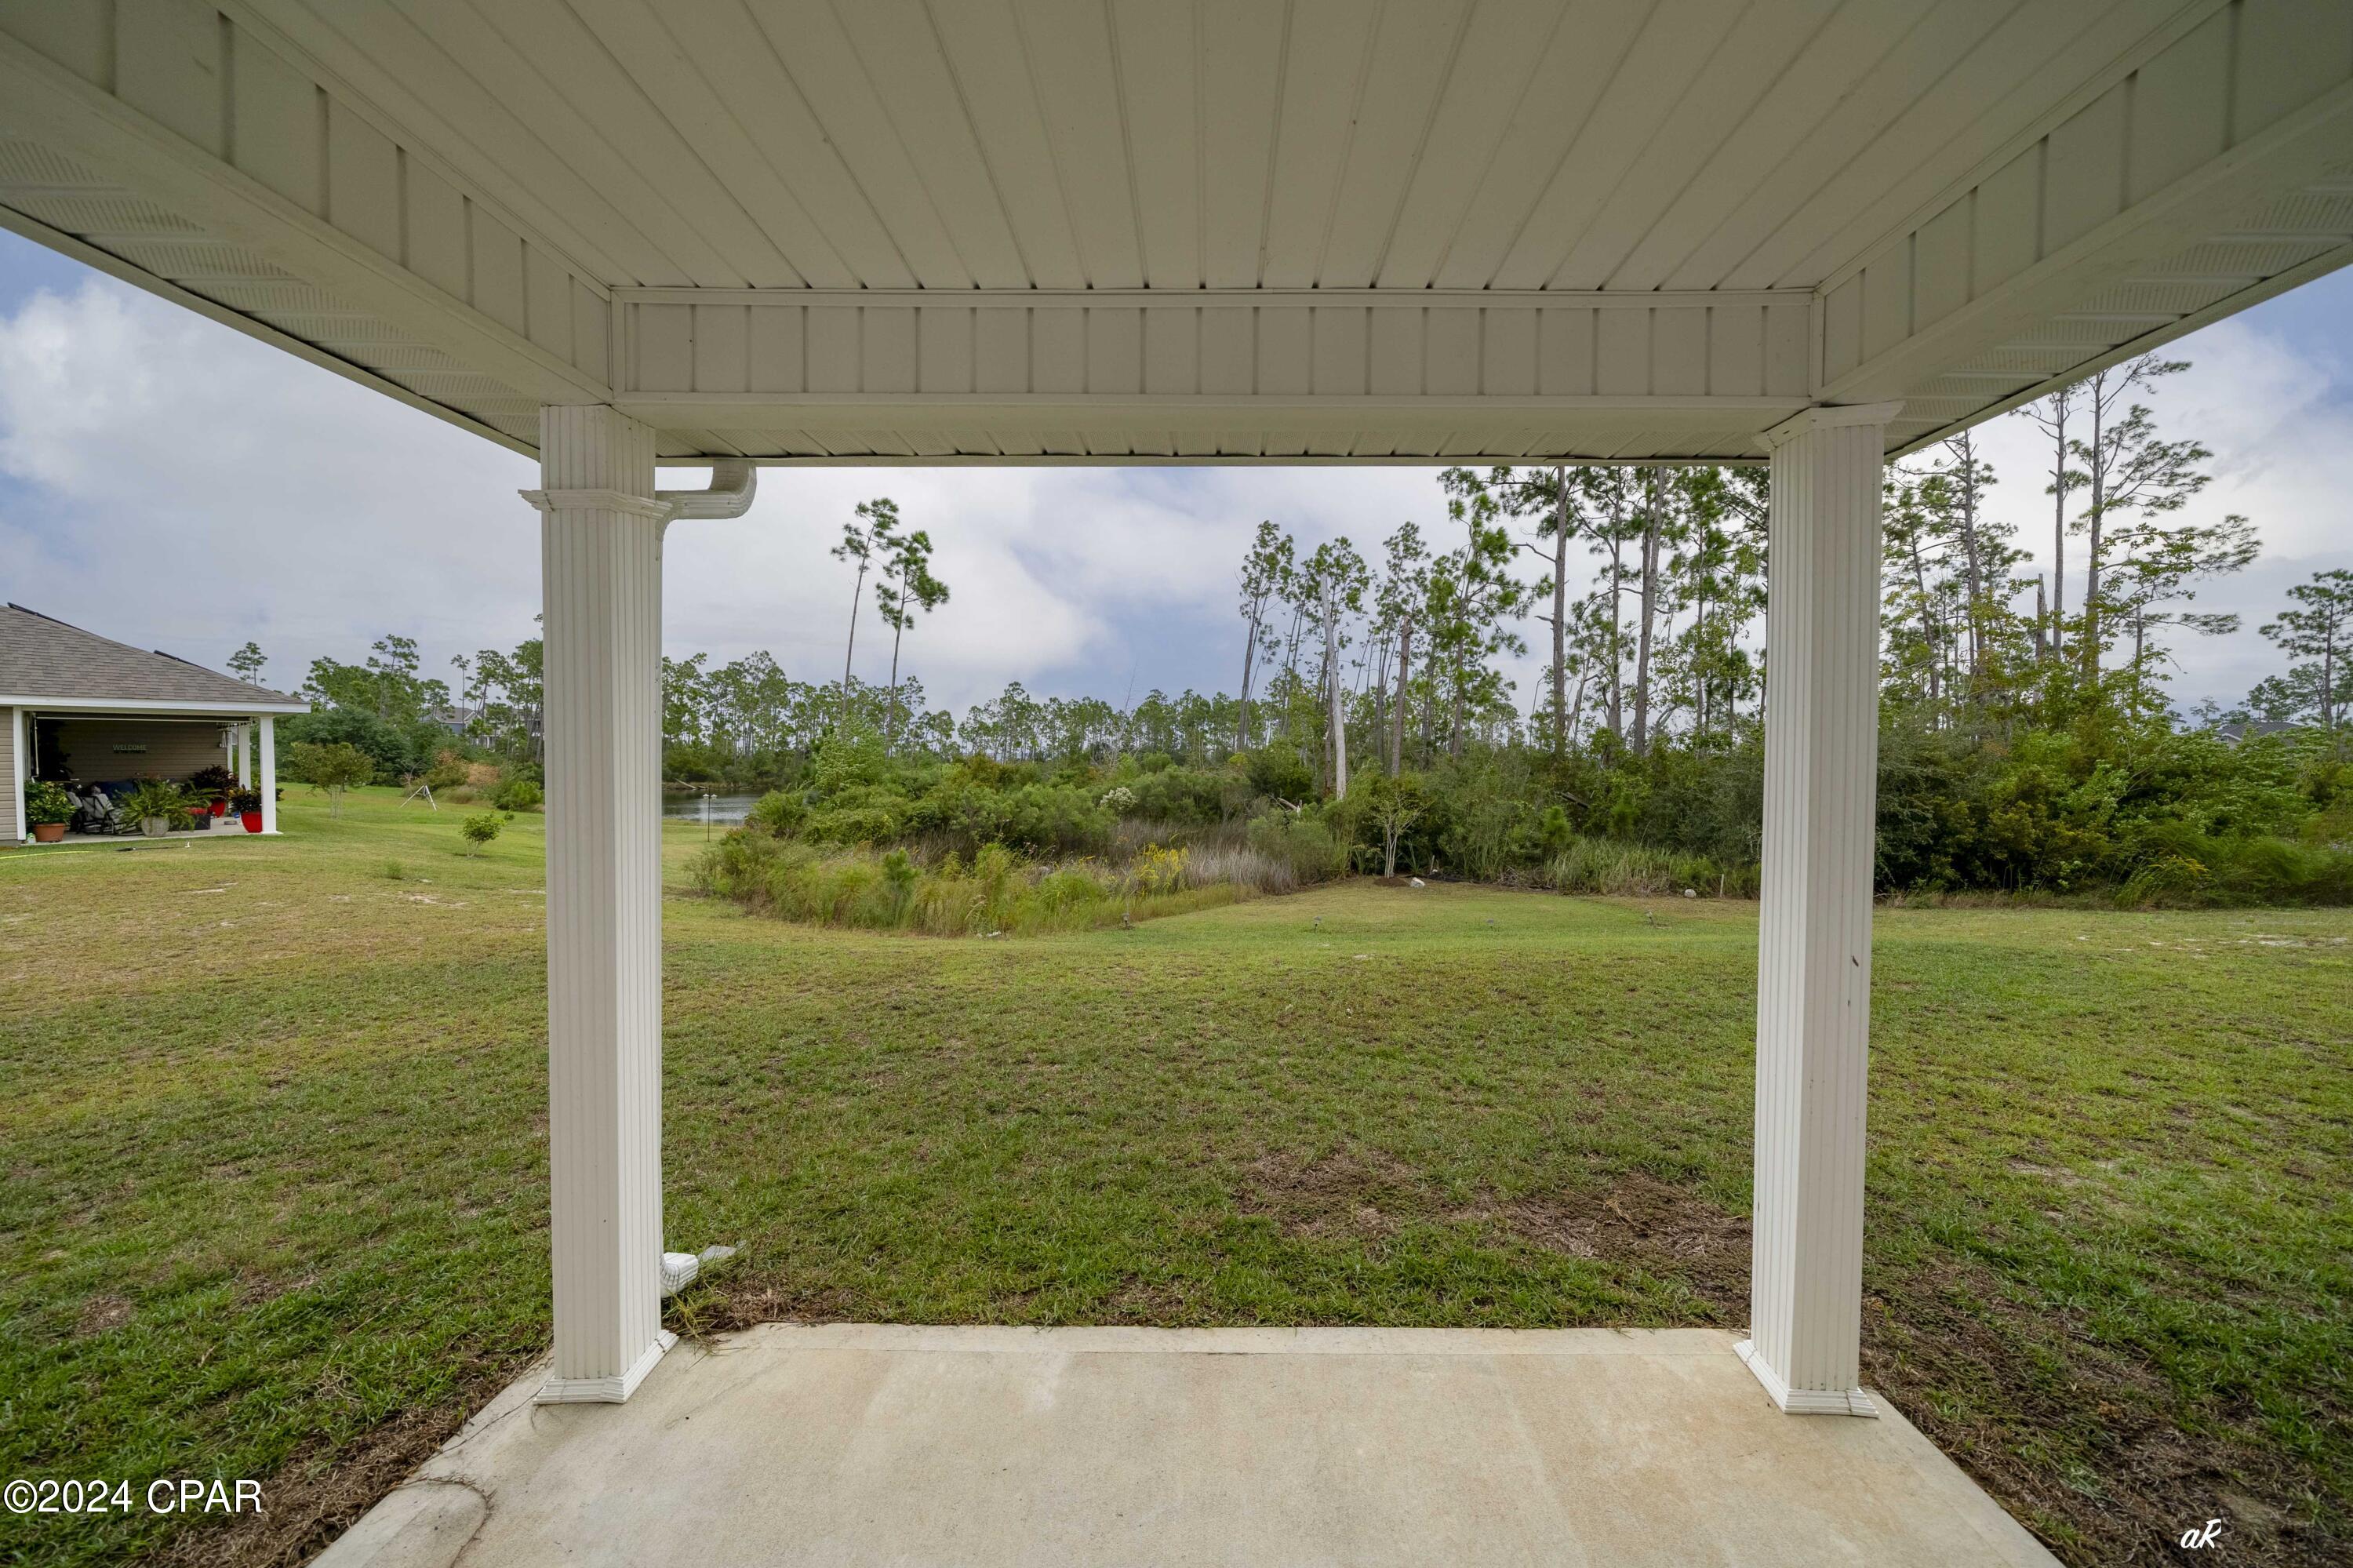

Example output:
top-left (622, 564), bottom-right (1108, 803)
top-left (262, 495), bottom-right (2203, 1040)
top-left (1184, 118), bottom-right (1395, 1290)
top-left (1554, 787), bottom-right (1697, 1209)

top-left (2, 787), bottom-right (2348, 1566)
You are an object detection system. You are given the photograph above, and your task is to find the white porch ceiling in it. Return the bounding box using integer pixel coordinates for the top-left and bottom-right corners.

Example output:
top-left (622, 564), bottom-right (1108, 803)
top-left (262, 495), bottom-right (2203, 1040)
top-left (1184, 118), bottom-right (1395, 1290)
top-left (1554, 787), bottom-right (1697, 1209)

top-left (0, 0), bottom-right (2349, 462)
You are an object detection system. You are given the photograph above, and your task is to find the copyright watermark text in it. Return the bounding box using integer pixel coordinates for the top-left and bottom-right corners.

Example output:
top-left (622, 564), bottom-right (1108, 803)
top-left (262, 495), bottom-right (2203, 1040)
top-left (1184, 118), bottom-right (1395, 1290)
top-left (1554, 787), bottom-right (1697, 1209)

top-left (5, 1477), bottom-right (263, 1516)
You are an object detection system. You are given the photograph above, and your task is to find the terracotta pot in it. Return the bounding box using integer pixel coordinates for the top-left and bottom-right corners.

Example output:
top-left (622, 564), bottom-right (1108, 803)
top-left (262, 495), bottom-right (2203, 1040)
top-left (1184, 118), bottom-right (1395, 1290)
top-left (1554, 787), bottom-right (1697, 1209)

top-left (241, 810), bottom-right (264, 833)
top-left (31, 821), bottom-right (66, 842)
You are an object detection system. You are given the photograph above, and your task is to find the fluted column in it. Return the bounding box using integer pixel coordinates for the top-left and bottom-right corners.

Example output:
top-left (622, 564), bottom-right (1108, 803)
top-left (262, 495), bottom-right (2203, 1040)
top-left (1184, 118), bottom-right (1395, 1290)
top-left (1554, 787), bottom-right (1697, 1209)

top-left (1737, 402), bottom-right (1899, 1417)
top-left (525, 405), bottom-right (675, 1402)
top-left (256, 718), bottom-right (278, 835)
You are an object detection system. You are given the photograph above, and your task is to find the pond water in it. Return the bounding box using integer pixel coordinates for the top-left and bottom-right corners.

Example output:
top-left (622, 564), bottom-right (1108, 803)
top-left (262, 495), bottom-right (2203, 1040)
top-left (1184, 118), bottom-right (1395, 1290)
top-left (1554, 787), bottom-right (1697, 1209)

top-left (662, 791), bottom-right (761, 825)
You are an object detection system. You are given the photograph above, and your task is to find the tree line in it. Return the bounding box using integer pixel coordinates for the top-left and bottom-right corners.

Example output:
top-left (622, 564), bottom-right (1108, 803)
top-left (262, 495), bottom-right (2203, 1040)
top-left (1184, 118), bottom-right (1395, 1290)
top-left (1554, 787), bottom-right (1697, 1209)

top-left (254, 350), bottom-right (2351, 900)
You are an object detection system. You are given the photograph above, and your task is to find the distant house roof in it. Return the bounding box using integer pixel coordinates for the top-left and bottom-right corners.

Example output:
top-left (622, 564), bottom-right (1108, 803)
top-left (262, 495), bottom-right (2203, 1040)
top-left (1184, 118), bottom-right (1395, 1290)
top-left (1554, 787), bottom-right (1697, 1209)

top-left (0, 604), bottom-right (305, 712)
top-left (2213, 719), bottom-right (2304, 744)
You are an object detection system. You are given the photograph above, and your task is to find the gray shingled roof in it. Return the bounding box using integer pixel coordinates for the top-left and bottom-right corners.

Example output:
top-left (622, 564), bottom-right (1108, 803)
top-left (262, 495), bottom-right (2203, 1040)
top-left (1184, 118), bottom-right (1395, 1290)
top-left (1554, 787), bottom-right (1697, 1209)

top-left (0, 604), bottom-right (302, 708)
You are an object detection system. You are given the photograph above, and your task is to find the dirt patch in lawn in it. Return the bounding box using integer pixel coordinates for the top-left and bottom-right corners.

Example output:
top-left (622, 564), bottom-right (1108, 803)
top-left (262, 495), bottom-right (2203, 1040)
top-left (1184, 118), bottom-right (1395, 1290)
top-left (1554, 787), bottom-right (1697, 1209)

top-left (1235, 1151), bottom-right (1751, 1319)
top-left (1862, 1261), bottom-right (2345, 1568)
top-left (1235, 1146), bottom-right (1428, 1241)
top-left (73, 1294), bottom-right (133, 1337)
top-left (1501, 1171), bottom-right (1751, 1317)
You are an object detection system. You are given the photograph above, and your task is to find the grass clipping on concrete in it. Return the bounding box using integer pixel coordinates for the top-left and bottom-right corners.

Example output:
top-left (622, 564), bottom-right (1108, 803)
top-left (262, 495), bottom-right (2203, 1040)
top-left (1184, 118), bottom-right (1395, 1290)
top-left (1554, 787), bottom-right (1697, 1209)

top-left (2, 786), bottom-right (2349, 1567)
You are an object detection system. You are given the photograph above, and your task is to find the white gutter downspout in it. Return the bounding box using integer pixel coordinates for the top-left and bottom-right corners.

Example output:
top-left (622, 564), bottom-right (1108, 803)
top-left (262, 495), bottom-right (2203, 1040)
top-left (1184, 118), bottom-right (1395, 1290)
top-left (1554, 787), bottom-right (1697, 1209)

top-left (655, 458), bottom-right (758, 521)
top-left (645, 458), bottom-right (752, 1310)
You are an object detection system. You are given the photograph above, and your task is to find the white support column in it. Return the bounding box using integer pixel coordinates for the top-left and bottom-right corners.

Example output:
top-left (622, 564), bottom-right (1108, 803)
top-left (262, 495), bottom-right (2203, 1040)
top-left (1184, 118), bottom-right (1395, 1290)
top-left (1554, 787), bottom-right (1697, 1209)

top-left (231, 722), bottom-right (250, 788)
top-left (7, 706), bottom-right (24, 843)
top-left (1737, 402), bottom-right (1900, 1418)
top-left (525, 405), bottom-right (675, 1403)
top-left (256, 717), bottom-right (278, 835)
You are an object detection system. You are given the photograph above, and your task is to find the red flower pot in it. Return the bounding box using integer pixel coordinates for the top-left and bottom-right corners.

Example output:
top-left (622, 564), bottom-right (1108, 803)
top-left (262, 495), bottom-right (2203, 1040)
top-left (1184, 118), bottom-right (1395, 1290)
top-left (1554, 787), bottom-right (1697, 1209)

top-left (210, 799), bottom-right (228, 817)
top-left (240, 810), bottom-right (264, 833)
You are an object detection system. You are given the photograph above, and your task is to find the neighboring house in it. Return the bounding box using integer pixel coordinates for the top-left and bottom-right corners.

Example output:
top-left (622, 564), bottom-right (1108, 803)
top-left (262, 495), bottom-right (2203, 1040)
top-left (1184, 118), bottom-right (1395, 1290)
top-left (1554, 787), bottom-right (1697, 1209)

top-left (1, 604), bottom-right (307, 842)
top-left (2213, 719), bottom-right (2305, 746)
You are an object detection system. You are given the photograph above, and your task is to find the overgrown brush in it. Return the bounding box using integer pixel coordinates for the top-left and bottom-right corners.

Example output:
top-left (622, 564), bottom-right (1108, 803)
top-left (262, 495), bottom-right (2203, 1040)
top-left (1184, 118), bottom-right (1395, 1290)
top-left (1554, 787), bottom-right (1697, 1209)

top-left (2113, 821), bottom-right (2353, 908)
top-left (1540, 835), bottom-right (1749, 897)
top-left (692, 830), bottom-right (1298, 935)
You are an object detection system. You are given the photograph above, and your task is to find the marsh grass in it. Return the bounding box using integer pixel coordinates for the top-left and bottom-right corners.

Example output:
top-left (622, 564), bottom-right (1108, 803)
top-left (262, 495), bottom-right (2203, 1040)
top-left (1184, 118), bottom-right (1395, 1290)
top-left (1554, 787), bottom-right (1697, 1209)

top-left (1540, 835), bottom-right (1755, 898)
top-left (690, 831), bottom-right (1292, 934)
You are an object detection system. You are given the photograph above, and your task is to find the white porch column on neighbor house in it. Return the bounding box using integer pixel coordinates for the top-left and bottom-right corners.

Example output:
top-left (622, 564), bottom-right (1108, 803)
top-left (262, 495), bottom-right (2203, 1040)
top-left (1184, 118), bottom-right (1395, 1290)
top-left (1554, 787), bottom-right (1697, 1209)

top-left (1737, 401), bottom-right (1900, 1418)
top-left (231, 722), bottom-right (250, 788)
top-left (256, 717), bottom-right (278, 835)
top-left (525, 404), bottom-right (673, 1403)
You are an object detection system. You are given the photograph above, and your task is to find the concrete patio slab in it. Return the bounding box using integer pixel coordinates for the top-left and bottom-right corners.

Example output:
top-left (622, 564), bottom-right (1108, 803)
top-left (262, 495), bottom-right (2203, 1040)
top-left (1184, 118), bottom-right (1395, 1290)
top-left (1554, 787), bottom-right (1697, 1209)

top-left (315, 1325), bottom-right (2057, 1568)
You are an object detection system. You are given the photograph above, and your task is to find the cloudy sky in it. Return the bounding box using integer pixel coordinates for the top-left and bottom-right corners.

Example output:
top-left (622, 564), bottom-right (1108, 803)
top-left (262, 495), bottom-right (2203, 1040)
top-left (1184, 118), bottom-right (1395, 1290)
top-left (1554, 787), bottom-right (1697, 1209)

top-left (2, 225), bottom-right (2348, 720)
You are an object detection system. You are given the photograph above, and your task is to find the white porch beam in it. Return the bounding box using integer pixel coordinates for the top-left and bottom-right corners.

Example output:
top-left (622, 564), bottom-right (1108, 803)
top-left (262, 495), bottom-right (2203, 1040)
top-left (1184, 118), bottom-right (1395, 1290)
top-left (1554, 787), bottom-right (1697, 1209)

top-left (1737, 401), bottom-right (1898, 1418)
top-left (256, 717), bottom-right (278, 836)
top-left (525, 404), bottom-right (673, 1403)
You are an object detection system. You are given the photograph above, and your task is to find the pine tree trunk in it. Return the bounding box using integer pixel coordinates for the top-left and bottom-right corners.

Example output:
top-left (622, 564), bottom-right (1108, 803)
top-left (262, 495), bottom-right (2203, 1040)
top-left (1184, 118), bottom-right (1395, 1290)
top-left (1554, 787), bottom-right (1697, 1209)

top-left (1236, 609), bottom-right (1260, 752)
top-left (885, 586), bottom-right (907, 748)
top-left (1911, 540), bottom-right (1940, 713)
top-left (1608, 503), bottom-right (1625, 738)
top-left (1631, 473), bottom-right (1659, 756)
top-left (1551, 467), bottom-right (1569, 759)
top-left (2049, 399), bottom-right (2068, 662)
top-left (1325, 589), bottom-right (1348, 798)
top-left (2085, 387), bottom-right (2106, 681)
top-left (839, 563), bottom-right (866, 726)
top-left (1391, 622), bottom-right (1412, 776)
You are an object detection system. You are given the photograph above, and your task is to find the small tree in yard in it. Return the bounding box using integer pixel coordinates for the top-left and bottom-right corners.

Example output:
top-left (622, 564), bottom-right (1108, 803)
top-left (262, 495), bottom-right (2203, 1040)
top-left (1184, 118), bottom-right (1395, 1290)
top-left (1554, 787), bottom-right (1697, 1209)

top-left (460, 813), bottom-right (503, 856)
top-left (286, 740), bottom-right (373, 817)
top-left (1362, 771), bottom-right (1429, 878)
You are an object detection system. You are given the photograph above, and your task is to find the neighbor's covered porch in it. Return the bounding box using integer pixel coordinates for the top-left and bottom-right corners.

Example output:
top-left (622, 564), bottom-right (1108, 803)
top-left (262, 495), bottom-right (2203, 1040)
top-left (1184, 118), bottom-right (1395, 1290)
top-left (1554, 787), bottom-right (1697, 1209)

top-left (11, 705), bottom-right (282, 842)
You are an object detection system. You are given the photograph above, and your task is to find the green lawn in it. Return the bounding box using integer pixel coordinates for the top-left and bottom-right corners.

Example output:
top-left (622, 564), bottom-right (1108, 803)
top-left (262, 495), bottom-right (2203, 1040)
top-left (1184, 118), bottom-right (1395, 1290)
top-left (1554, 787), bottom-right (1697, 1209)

top-left (2, 788), bottom-right (2348, 1566)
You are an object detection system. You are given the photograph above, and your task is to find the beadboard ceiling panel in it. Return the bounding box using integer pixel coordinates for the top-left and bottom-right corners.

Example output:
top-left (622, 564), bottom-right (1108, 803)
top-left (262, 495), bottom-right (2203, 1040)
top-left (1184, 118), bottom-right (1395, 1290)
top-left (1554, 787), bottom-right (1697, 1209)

top-left (0, 0), bottom-right (2345, 462)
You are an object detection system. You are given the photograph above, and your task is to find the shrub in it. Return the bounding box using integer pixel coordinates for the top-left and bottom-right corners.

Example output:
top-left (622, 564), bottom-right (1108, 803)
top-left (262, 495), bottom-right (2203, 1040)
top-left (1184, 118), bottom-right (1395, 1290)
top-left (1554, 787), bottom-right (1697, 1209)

top-left (460, 813), bottom-right (504, 856)
top-left (284, 740), bottom-right (374, 815)
top-left (491, 777), bottom-right (543, 813)
top-left (1241, 740), bottom-right (1315, 804)
top-left (24, 780), bottom-right (75, 826)
top-left (746, 789), bottom-right (809, 836)
top-left (1246, 810), bottom-right (1346, 883)
top-left (424, 751), bottom-right (471, 791)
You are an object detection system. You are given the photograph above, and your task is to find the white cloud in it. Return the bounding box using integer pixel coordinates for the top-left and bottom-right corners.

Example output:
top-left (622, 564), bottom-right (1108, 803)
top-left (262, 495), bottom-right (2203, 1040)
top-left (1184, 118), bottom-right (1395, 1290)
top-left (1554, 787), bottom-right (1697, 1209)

top-left (0, 275), bottom-right (537, 688)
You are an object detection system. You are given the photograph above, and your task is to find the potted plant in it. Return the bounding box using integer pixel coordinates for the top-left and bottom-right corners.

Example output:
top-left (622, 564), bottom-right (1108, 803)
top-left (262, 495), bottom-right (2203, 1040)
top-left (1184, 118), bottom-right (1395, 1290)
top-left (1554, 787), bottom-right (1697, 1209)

top-left (189, 764), bottom-right (235, 817)
top-left (24, 780), bottom-right (74, 842)
top-left (231, 788), bottom-right (264, 833)
top-left (117, 777), bottom-right (191, 837)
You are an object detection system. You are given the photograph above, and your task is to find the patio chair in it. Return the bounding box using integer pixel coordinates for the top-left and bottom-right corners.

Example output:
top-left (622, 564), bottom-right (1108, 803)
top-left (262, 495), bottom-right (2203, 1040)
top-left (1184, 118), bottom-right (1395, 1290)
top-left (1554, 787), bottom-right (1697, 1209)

top-left (70, 784), bottom-right (134, 836)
